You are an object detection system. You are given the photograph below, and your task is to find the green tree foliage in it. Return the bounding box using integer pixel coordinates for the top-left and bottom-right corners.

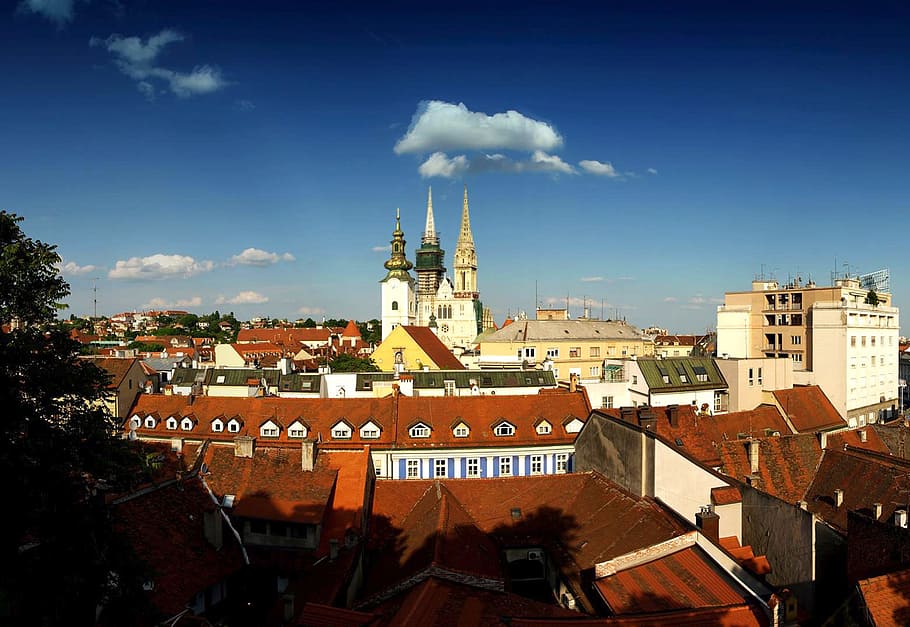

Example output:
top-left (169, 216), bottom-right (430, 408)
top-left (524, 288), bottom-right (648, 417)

top-left (329, 352), bottom-right (380, 372)
top-left (865, 290), bottom-right (880, 307)
top-left (1, 212), bottom-right (147, 623)
top-left (127, 341), bottom-right (165, 352)
top-left (358, 318), bottom-right (382, 345)
top-left (178, 313), bottom-right (199, 328)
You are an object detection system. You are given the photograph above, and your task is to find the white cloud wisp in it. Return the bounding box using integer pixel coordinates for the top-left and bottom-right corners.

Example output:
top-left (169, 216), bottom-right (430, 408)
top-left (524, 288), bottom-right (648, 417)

top-left (109, 254), bottom-right (215, 280)
top-left (229, 247), bottom-right (295, 267)
top-left (215, 291), bottom-right (269, 305)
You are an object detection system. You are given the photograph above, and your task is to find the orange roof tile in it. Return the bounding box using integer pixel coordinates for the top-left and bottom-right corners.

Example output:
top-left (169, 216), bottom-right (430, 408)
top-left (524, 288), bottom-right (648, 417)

top-left (711, 486), bottom-right (742, 506)
top-left (399, 326), bottom-right (465, 370)
top-left (718, 434), bottom-right (822, 503)
top-left (857, 566), bottom-right (910, 626)
top-left (827, 427), bottom-right (890, 454)
top-left (82, 356), bottom-right (139, 389)
top-left (773, 386), bottom-right (846, 433)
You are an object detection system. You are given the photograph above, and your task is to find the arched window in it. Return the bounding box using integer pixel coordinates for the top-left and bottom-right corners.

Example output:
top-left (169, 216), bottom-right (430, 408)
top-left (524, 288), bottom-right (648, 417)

top-left (392, 300), bottom-right (398, 311)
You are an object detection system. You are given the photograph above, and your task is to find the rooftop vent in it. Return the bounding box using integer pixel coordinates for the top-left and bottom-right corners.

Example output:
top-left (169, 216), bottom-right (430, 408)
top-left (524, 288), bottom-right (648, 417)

top-left (834, 489), bottom-right (844, 508)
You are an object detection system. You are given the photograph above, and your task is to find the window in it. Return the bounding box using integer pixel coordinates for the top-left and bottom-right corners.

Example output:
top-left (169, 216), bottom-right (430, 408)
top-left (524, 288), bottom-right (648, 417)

top-left (757, 367), bottom-right (763, 385)
top-left (289, 426), bottom-right (306, 438)
top-left (406, 459), bottom-right (419, 479)
top-left (792, 335), bottom-right (802, 345)
top-left (435, 459), bottom-right (447, 478)
top-left (361, 428), bottom-right (379, 439)
top-left (569, 347), bottom-right (581, 358)
top-left (466, 458), bottom-right (480, 478)
top-left (212, 420), bottom-right (224, 432)
top-left (499, 456), bottom-right (512, 476)
top-left (792, 353), bottom-right (803, 363)
top-left (530, 455), bottom-right (543, 475)
top-left (144, 416), bottom-right (157, 428)
top-left (693, 365), bottom-right (708, 382)
top-left (216, 375), bottom-right (225, 384)
top-left (632, 375), bottom-right (638, 384)
top-left (391, 300), bottom-right (398, 311)
top-left (409, 424), bottom-right (430, 438)
top-left (166, 417), bottom-right (177, 430)
top-left (261, 427), bottom-right (278, 438)
top-left (536, 422), bottom-right (552, 435)
top-left (374, 458), bottom-right (382, 477)
top-left (851, 336), bottom-right (857, 347)
top-left (602, 396), bottom-right (614, 409)
top-left (546, 347), bottom-right (560, 358)
top-left (714, 391), bottom-right (728, 413)
top-left (454, 424), bottom-right (469, 438)
top-left (871, 336), bottom-right (876, 347)
top-left (590, 366), bottom-right (599, 377)
top-left (589, 346), bottom-right (600, 358)
top-left (748, 368), bottom-right (754, 386)
top-left (494, 422), bottom-right (515, 437)
top-left (555, 453), bottom-right (568, 474)
top-left (444, 380), bottom-right (455, 397)
top-left (862, 336), bottom-right (867, 347)
top-left (227, 420), bottom-right (241, 433)
top-left (518, 347), bottom-right (536, 359)
top-left (332, 424), bottom-right (352, 439)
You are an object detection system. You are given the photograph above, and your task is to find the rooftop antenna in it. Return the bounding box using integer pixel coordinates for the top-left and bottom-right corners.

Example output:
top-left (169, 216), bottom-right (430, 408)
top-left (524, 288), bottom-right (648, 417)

top-left (601, 298), bottom-right (605, 320)
top-left (535, 280), bottom-right (539, 312)
top-left (92, 277), bottom-right (99, 319)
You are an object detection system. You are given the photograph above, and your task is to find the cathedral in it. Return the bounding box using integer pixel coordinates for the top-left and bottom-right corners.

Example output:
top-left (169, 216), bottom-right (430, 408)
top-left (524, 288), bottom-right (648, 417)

top-left (380, 186), bottom-right (489, 351)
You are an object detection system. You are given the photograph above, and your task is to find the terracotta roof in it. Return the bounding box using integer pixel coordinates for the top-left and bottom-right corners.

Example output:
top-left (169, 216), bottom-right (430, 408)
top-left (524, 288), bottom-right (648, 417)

top-left (772, 386), bottom-right (846, 433)
top-left (237, 327), bottom-right (343, 345)
top-left (342, 320), bottom-right (362, 337)
top-left (317, 448), bottom-right (373, 553)
top-left (296, 603), bottom-right (377, 626)
top-left (804, 448), bottom-right (910, 533)
top-left (82, 356), bottom-right (139, 389)
top-left (594, 546), bottom-right (755, 614)
top-left (371, 576), bottom-right (580, 626)
top-left (369, 473), bottom-right (688, 610)
top-left (203, 444), bottom-right (337, 524)
top-left (711, 486), bottom-right (742, 506)
top-left (827, 427), bottom-right (891, 455)
top-left (857, 566), bottom-right (910, 626)
top-left (398, 326), bottom-right (465, 370)
top-left (509, 605), bottom-right (767, 625)
top-left (718, 434), bottom-right (822, 503)
top-left (112, 476), bottom-right (244, 618)
top-left (602, 404), bottom-right (791, 468)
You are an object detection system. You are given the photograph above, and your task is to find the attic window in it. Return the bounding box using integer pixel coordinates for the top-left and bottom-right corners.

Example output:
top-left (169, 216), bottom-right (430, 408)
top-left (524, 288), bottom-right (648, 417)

top-left (360, 422), bottom-right (380, 439)
top-left (289, 421), bottom-right (307, 438)
top-left (494, 422), bottom-right (516, 437)
top-left (129, 415), bottom-right (141, 429)
top-left (676, 365), bottom-right (688, 383)
top-left (511, 507), bottom-right (522, 520)
top-left (144, 416), bottom-right (157, 428)
top-left (332, 423), bottom-right (352, 439)
top-left (260, 423), bottom-right (279, 438)
top-left (675, 438), bottom-right (684, 447)
top-left (180, 418), bottom-right (194, 431)
top-left (536, 422), bottom-right (552, 435)
top-left (227, 419), bottom-right (242, 433)
top-left (693, 365), bottom-right (708, 382)
top-left (216, 375), bottom-right (226, 384)
top-left (212, 419), bottom-right (224, 433)
top-left (362, 379), bottom-right (373, 390)
top-left (166, 417), bottom-right (178, 430)
top-left (409, 423), bottom-right (431, 438)
top-left (454, 424), bottom-right (469, 438)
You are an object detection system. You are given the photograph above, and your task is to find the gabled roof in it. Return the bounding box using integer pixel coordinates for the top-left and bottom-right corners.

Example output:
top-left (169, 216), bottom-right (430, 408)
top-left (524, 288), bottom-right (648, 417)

top-left (398, 326), bottom-right (465, 370)
top-left (237, 327), bottom-right (343, 345)
top-left (718, 434), bottom-right (822, 503)
top-left (341, 320), bottom-right (361, 338)
top-left (602, 404), bottom-right (792, 468)
top-left (857, 566), bottom-right (910, 626)
top-left (804, 448), bottom-right (910, 533)
top-left (772, 385), bottom-right (846, 432)
top-left (81, 356), bottom-right (140, 389)
top-left (637, 357), bottom-right (727, 392)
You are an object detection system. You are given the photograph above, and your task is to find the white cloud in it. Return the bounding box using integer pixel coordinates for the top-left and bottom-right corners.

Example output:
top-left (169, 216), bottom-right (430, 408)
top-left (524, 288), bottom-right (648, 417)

top-left (579, 159), bottom-right (623, 178)
top-left (689, 296), bottom-right (706, 304)
top-left (18, 0), bottom-right (75, 27)
top-left (236, 99), bottom-right (255, 111)
top-left (297, 305), bottom-right (325, 315)
top-left (58, 260), bottom-right (97, 276)
top-left (215, 291), bottom-right (268, 305)
top-left (647, 167), bottom-right (658, 175)
top-left (418, 150), bottom-right (574, 178)
top-left (544, 296), bottom-right (594, 308)
top-left (580, 276), bottom-right (604, 283)
top-left (90, 29), bottom-right (229, 98)
top-left (663, 296), bottom-right (678, 303)
top-left (108, 254), bottom-right (215, 280)
top-left (143, 296), bottom-right (203, 309)
top-left (395, 101), bottom-right (563, 154)
top-left (229, 247), bottom-right (296, 267)
top-left (372, 245), bottom-right (391, 253)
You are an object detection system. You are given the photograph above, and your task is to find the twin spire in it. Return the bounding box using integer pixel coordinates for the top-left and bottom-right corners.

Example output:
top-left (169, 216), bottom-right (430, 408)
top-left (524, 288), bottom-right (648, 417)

top-left (422, 186), bottom-right (439, 246)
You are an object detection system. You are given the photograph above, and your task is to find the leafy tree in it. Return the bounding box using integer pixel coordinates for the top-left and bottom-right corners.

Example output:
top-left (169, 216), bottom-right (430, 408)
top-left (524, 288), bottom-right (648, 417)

top-left (329, 352), bottom-right (380, 372)
top-left (865, 290), bottom-right (880, 307)
top-left (302, 317), bottom-right (317, 328)
top-left (178, 313), bottom-right (198, 328)
top-left (128, 341), bottom-right (165, 352)
top-left (1, 212), bottom-right (146, 623)
top-left (358, 318), bottom-right (382, 345)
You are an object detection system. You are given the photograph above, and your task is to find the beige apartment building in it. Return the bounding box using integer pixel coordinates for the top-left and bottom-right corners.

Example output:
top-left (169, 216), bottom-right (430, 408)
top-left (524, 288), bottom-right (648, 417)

top-left (717, 276), bottom-right (899, 424)
top-left (479, 319), bottom-right (654, 381)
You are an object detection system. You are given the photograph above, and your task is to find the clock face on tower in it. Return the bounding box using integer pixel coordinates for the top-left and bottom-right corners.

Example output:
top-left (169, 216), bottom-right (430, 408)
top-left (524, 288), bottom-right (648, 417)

top-left (441, 324), bottom-right (449, 333)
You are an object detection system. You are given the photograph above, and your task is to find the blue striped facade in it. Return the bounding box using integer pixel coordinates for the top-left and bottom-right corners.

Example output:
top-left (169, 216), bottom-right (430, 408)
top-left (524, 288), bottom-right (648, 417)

top-left (390, 451), bottom-right (574, 480)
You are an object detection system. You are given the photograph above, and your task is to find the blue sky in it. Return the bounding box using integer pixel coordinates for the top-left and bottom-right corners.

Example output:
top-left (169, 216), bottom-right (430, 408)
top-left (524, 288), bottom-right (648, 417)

top-left (4, 1), bottom-right (909, 332)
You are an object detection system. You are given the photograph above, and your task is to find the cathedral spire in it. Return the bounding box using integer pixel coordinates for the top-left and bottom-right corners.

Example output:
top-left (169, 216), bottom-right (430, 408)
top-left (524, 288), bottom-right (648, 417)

top-left (457, 184), bottom-right (474, 245)
top-left (422, 186), bottom-right (438, 246)
top-left (382, 208), bottom-right (413, 281)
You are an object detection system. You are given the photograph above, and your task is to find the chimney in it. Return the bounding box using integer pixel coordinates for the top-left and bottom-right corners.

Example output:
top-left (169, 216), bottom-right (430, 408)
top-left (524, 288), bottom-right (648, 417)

top-left (639, 408), bottom-right (657, 431)
top-left (668, 404), bottom-right (679, 428)
top-left (859, 429), bottom-right (868, 443)
top-left (695, 506), bottom-right (720, 542)
top-left (569, 373), bottom-right (579, 393)
top-left (834, 488), bottom-right (844, 508)
top-left (896, 509), bottom-right (908, 528)
top-left (874, 502), bottom-right (883, 519)
top-left (234, 435), bottom-right (255, 458)
top-left (301, 440), bottom-right (316, 472)
top-left (329, 538), bottom-right (339, 560)
top-left (818, 431), bottom-right (828, 449)
top-left (748, 439), bottom-right (760, 474)
top-left (203, 509), bottom-right (223, 550)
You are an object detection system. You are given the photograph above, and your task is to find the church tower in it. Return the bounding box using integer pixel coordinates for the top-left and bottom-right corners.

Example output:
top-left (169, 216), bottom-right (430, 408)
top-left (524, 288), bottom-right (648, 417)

top-left (453, 185), bottom-right (479, 299)
top-left (414, 186), bottom-right (446, 298)
top-left (379, 209), bottom-right (416, 341)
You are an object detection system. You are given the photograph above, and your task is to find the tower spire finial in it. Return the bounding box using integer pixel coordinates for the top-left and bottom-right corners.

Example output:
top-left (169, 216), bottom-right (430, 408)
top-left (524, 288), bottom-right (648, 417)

top-left (422, 186), bottom-right (438, 245)
top-left (458, 184), bottom-right (473, 244)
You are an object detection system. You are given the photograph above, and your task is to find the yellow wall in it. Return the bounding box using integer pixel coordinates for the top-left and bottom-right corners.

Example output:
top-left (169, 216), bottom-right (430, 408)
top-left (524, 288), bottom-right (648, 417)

top-left (371, 326), bottom-right (448, 371)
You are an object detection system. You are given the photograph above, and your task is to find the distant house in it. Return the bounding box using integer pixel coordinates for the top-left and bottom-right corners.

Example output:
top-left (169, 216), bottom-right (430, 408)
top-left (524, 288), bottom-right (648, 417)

top-left (82, 356), bottom-right (149, 419)
top-left (370, 325), bottom-right (465, 372)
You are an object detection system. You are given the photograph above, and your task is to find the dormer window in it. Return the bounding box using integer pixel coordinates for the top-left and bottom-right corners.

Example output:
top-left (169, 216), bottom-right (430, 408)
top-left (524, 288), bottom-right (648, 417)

top-left (332, 421), bottom-right (352, 439)
top-left (211, 418), bottom-right (224, 433)
top-left (144, 416), bottom-right (157, 429)
top-left (227, 418), bottom-right (242, 433)
top-left (288, 420), bottom-right (307, 438)
top-left (536, 421), bottom-right (552, 435)
top-left (129, 415), bottom-right (141, 429)
top-left (409, 423), bottom-right (431, 438)
top-left (494, 422), bottom-right (515, 437)
top-left (180, 417), bottom-right (195, 431)
top-left (453, 423), bottom-right (469, 438)
top-left (166, 416), bottom-right (178, 430)
top-left (360, 420), bottom-right (381, 439)
top-left (259, 420), bottom-right (280, 438)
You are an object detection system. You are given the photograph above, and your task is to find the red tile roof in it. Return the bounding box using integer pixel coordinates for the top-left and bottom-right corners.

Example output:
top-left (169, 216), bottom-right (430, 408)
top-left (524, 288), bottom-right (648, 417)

top-left (342, 320), bottom-right (361, 338)
top-left (805, 448), bottom-right (910, 533)
top-left (509, 605), bottom-right (767, 625)
top-left (296, 603), bottom-right (377, 626)
top-left (827, 427), bottom-right (890, 454)
top-left (398, 326), bottom-right (465, 370)
top-left (772, 386), bottom-right (846, 433)
top-left (857, 566), bottom-right (910, 626)
top-left (237, 327), bottom-right (343, 345)
top-left (603, 404), bottom-right (792, 467)
top-left (594, 546), bottom-right (753, 614)
top-left (711, 486), bottom-right (742, 506)
top-left (718, 434), bottom-right (822, 503)
top-left (82, 356), bottom-right (140, 389)
top-left (203, 444), bottom-right (338, 524)
top-left (112, 476), bottom-right (244, 618)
